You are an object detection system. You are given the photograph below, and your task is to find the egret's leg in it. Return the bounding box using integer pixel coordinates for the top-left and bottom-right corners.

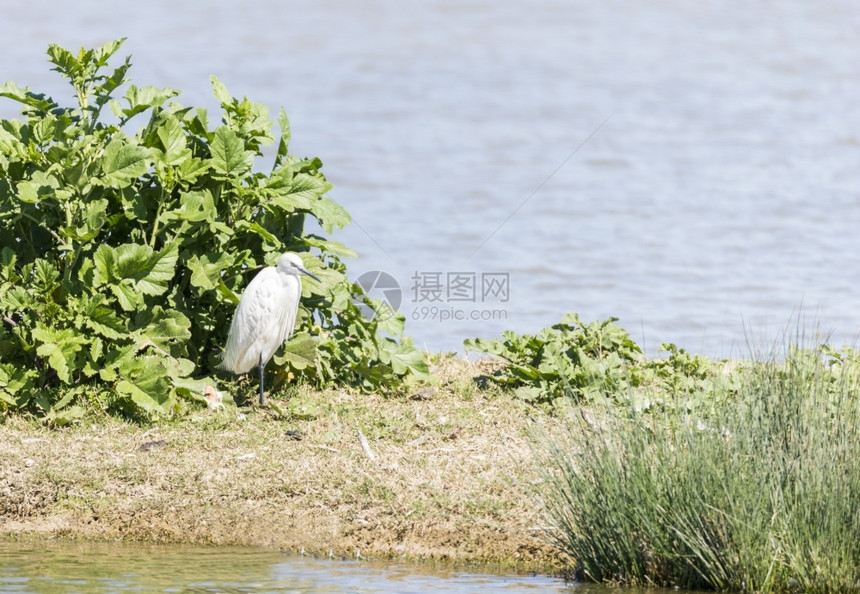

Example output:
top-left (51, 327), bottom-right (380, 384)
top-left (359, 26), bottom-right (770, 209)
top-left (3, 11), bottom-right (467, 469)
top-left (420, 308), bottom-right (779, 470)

top-left (258, 354), bottom-right (265, 406)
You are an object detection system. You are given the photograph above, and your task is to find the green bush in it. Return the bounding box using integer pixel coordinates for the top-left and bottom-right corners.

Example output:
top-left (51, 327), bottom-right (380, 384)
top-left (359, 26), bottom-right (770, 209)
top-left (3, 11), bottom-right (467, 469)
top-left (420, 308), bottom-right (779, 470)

top-left (0, 39), bottom-right (427, 422)
top-left (465, 313), bottom-right (723, 411)
top-left (465, 313), bottom-right (645, 405)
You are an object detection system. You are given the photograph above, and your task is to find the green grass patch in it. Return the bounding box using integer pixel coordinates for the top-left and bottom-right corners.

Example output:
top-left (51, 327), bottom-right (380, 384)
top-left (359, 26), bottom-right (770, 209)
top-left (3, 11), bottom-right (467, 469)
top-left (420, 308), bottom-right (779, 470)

top-left (535, 342), bottom-right (860, 592)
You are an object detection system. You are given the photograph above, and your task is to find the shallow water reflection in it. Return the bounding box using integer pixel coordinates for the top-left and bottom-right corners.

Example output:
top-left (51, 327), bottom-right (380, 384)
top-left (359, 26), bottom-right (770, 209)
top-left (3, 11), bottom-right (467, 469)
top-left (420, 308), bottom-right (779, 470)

top-left (0, 538), bottom-right (590, 593)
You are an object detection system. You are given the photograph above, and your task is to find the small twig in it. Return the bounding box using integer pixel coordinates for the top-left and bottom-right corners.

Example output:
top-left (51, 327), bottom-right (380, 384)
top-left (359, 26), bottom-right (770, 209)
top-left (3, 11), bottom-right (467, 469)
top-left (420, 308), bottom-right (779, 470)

top-left (138, 439), bottom-right (168, 452)
top-left (357, 428), bottom-right (376, 461)
top-left (416, 447), bottom-right (456, 454)
top-left (406, 434), bottom-right (430, 447)
top-left (579, 407), bottom-right (598, 432)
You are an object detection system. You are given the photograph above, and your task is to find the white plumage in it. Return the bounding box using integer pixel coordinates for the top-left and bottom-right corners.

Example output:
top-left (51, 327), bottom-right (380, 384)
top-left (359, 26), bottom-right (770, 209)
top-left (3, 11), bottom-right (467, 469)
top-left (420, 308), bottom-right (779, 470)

top-left (221, 252), bottom-right (319, 404)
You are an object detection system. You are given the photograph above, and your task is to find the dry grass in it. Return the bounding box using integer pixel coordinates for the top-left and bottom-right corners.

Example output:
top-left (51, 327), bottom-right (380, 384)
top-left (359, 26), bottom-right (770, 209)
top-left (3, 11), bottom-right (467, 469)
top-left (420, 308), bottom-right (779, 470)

top-left (0, 356), bottom-right (565, 571)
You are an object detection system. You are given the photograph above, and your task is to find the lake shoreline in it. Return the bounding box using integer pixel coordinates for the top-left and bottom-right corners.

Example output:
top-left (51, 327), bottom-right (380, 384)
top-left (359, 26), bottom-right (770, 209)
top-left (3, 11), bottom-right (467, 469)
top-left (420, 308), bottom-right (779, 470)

top-left (0, 358), bottom-right (568, 575)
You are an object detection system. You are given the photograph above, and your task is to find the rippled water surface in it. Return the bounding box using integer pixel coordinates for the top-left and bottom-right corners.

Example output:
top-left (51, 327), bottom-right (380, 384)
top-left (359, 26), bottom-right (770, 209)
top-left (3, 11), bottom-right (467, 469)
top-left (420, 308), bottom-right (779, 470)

top-left (2, 0), bottom-right (859, 356)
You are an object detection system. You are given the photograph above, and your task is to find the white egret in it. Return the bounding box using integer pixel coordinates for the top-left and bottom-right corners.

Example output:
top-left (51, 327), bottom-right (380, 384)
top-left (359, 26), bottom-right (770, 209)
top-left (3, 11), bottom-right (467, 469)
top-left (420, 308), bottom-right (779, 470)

top-left (221, 253), bottom-right (320, 405)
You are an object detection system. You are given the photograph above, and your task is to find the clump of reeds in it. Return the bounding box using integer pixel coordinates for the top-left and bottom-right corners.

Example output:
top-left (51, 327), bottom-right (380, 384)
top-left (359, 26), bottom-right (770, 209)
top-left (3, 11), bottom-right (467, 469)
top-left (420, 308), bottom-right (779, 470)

top-left (537, 343), bottom-right (860, 592)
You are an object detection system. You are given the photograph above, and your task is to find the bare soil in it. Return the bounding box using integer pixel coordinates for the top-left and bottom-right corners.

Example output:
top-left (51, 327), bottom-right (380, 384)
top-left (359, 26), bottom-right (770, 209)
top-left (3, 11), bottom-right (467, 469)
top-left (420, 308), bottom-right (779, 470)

top-left (0, 358), bottom-right (568, 572)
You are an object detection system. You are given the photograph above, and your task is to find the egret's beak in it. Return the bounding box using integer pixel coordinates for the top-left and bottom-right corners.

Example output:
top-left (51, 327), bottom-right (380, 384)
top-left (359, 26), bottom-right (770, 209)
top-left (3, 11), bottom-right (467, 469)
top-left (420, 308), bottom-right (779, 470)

top-left (297, 266), bottom-right (321, 283)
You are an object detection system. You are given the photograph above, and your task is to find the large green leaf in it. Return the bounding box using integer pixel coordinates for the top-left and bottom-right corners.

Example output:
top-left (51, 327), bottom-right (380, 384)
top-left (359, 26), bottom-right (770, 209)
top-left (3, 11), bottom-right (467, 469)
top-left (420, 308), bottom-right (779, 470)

top-left (301, 236), bottom-right (357, 259)
top-left (93, 243), bottom-right (177, 296)
top-left (113, 243), bottom-right (152, 278)
top-left (1, 285), bottom-right (32, 310)
top-left (31, 116), bottom-right (57, 145)
top-left (115, 353), bottom-right (175, 414)
top-left (155, 115), bottom-right (192, 166)
top-left (61, 198), bottom-right (107, 241)
top-left (0, 127), bottom-right (25, 158)
top-left (187, 252), bottom-right (234, 290)
top-left (32, 326), bottom-right (87, 384)
top-left (234, 220), bottom-right (279, 246)
top-left (173, 375), bottom-right (218, 403)
top-left (110, 84), bottom-right (180, 120)
top-left (0, 366), bottom-right (17, 406)
top-left (210, 126), bottom-right (252, 177)
top-left (176, 156), bottom-right (210, 184)
top-left (134, 306), bottom-right (191, 351)
top-left (101, 137), bottom-right (149, 188)
top-left (91, 38), bottom-right (126, 67)
top-left (267, 172), bottom-right (330, 212)
top-left (46, 44), bottom-right (83, 79)
top-left (110, 280), bottom-right (143, 311)
top-left (166, 190), bottom-right (216, 223)
top-left (379, 341), bottom-right (430, 378)
top-left (116, 377), bottom-right (170, 414)
top-left (136, 243), bottom-right (178, 295)
top-left (80, 294), bottom-right (126, 339)
top-left (274, 108), bottom-right (291, 166)
top-left (93, 59), bottom-right (130, 105)
top-left (0, 365), bottom-right (39, 405)
top-left (210, 75), bottom-right (232, 107)
top-left (17, 171), bottom-right (59, 204)
top-left (274, 331), bottom-right (317, 370)
top-left (0, 81), bottom-right (58, 112)
top-left (35, 342), bottom-right (70, 383)
top-left (92, 244), bottom-right (116, 286)
top-left (311, 196), bottom-right (351, 233)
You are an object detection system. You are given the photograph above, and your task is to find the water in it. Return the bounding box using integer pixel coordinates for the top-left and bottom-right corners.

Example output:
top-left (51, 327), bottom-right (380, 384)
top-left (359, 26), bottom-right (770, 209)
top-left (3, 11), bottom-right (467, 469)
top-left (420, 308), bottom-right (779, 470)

top-left (2, 0), bottom-right (859, 357)
top-left (0, 538), bottom-right (587, 593)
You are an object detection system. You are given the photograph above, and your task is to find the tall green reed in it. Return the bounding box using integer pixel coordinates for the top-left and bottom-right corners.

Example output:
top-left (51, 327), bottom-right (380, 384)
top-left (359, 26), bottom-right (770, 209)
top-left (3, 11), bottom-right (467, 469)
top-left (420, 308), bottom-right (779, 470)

top-left (537, 342), bottom-right (860, 592)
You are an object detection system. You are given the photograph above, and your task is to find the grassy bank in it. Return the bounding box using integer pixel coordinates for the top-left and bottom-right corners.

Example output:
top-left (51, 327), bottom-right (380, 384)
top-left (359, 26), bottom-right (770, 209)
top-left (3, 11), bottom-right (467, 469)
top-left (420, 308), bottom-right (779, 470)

top-left (0, 357), bottom-right (564, 572)
top-left (3, 340), bottom-right (860, 590)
